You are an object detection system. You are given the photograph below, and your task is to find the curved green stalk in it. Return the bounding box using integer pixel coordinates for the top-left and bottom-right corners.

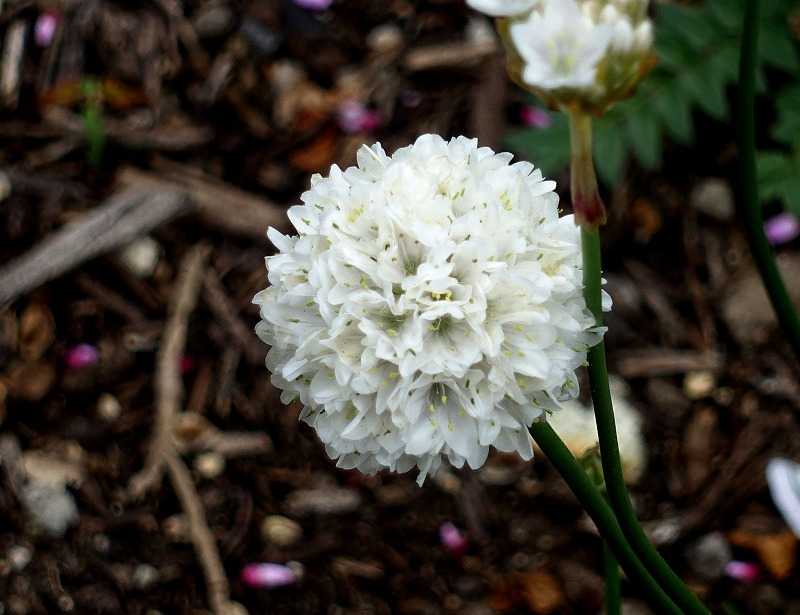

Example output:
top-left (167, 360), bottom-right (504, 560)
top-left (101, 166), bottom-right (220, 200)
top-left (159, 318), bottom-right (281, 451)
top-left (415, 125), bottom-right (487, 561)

top-left (604, 541), bottom-right (621, 615)
top-left (569, 110), bottom-right (711, 615)
top-left (529, 422), bottom-right (680, 615)
top-left (582, 230), bottom-right (711, 615)
top-left (736, 0), bottom-right (800, 360)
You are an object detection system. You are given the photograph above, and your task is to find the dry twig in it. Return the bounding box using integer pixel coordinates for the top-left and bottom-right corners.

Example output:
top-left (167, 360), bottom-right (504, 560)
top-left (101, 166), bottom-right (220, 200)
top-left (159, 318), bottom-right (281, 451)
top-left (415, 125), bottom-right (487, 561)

top-left (164, 450), bottom-right (243, 615)
top-left (116, 164), bottom-right (287, 240)
top-left (0, 188), bottom-right (189, 305)
top-left (126, 244), bottom-right (267, 615)
top-left (128, 243), bottom-right (210, 497)
top-left (203, 269), bottom-right (264, 364)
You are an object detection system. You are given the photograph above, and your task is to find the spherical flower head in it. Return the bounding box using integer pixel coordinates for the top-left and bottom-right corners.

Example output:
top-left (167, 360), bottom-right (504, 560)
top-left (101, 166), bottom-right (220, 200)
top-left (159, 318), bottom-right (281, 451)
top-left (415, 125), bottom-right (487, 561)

top-left (254, 135), bottom-right (605, 485)
top-left (492, 0), bottom-right (654, 113)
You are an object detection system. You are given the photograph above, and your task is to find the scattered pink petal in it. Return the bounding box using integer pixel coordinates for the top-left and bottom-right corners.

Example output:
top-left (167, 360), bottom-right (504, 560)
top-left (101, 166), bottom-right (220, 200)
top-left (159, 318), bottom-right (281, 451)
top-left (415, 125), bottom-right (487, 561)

top-left (439, 522), bottom-right (468, 557)
top-left (336, 100), bottom-right (383, 134)
top-left (764, 212), bottom-right (800, 246)
top-left (241, 563), bottom-right (297, 589)
top-left (35, 11), bottom-right (59, 47)
top-left (520, 105), bottom-right (552, 129)
top-left (64, 344), bottom-right (99, 369)
top-left (180, 356), bottom-right (195, 374)
top-left (724, 560), bottom-right (760, 583)
top-left (293, 0), bottom-right (334, 10)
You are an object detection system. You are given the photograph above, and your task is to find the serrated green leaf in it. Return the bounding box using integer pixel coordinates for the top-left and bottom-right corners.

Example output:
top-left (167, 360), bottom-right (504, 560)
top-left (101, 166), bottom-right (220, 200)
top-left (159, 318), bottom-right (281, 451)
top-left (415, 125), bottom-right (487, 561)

top-left (708, 0), bottom-right (744, 32)
top-left (656, 4), bottom-right (710, 50)
top-left (773, 86), bottom-right (800, 145)
top-left (679, 60), bottom-right (728, 120)
top-left (652, 80), bottom-right (693, 143)
top-left (758, 27), bottom-right (800, 72)
top-left (758, 150), bottom-right (800, 214)
top-left (593, 114), bottom-right (626, 185)
top-left (626, 104), bottom-right (661, 170)
top-left (504, 114), bottom-right (571, 178)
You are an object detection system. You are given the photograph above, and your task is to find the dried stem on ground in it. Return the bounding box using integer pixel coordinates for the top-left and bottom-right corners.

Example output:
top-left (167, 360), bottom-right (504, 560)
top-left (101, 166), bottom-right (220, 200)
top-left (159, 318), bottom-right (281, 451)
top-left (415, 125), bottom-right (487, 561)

top-left (129, 243), bottom-right (211, 498)
top-left (0, 188), bottom-right (190, 306)
top-left (126, 243), bottom-right (269, 615)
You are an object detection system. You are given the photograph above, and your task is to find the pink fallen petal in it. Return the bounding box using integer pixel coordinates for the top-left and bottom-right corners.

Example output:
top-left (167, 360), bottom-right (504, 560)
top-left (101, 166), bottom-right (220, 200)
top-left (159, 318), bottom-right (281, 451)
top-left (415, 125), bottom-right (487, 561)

top-left (520, 105), bottom-right (552, 129)
top-left (337, 100), bottom-right (383, 135)
top-left (64, 344), bottom-right (99, 369)
top-left (724, 560), bottom-right (759, 583)
top-left (241, 563), bottom-right (297, 589)
top-left (439, 522), bottom-right (468, 556)
top-left (764, 212), bottom-right (800, 246)
top-left (35, 12), bottom-right (59, 47)
top-left (293, 0), bottom-right (334, 10)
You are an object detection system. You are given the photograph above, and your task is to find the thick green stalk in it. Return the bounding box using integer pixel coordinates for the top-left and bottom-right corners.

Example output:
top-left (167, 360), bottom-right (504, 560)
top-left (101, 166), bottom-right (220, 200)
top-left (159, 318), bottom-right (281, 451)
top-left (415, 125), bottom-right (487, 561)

top-left (529, 422), bottom-right (680, 615)
top-left (604, 542), bottom-right (621, 615)
top-left (571, 112), bottom-right (711, 615)
top-left (736, 0), bottom-right (800, 360)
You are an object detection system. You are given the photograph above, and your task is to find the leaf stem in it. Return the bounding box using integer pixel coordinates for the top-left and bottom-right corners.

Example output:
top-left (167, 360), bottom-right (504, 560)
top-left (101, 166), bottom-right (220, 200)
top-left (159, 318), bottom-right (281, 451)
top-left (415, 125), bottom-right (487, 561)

top-left (529, 422), bottom-right (680, 615)
top-left (736, 0), bottom-right (800, 361)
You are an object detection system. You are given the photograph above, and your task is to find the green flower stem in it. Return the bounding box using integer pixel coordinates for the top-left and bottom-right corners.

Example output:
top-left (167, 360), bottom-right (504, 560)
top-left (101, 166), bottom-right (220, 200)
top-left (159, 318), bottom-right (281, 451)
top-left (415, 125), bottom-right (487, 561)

top-left (604, 541), bottom-right (621, 615)
top-left (529, 422), bottom-right (680, 615)
top-left (568, 111), bottom-right (606, 228)
top-left (736, 0), bottom-right (800, 361)
top-left (571, 111), bottom-right (711, 615)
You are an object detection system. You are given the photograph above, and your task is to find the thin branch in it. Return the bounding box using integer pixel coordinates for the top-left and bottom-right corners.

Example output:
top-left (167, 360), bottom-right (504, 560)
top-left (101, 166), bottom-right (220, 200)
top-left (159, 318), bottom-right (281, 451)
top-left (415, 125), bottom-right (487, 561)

top-left (165, 450), bottom-right (239, 615)
top-left (128, 244), bottom-right (210, 497)
top-left (0, 188), bottom-right (190, 306)
top-left (203, 270), bottom-right (264, 364)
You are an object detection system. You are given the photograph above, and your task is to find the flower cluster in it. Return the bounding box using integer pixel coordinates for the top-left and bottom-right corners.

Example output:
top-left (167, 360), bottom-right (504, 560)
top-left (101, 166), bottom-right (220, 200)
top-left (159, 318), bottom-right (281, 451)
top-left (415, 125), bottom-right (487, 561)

top-left (254, 135), bottom-right (606, 484)
top-left (468, 0), bottom-right (654, 113)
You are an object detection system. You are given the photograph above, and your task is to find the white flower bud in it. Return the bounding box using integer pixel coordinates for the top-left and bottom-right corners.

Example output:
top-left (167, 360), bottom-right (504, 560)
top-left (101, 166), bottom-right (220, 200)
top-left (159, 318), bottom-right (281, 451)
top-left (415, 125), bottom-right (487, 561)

top-left (499, 0), bottom-right (654, 112)
top-left (634, 20), bottom-right (653, 52)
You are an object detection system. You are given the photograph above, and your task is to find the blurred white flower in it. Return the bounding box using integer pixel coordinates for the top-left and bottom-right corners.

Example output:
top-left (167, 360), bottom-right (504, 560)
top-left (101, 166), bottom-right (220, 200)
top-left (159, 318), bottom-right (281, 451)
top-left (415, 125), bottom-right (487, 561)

top-left (544, 376), bottom-right (645, 483)
top-left (466, 0), bottom-right (539, 17)
top-left (477, 0), bottom-right (654, 111)
top-left (255, 135), bottom-right (604, 484)
top-left (511, 0), bottom-right (613, 91)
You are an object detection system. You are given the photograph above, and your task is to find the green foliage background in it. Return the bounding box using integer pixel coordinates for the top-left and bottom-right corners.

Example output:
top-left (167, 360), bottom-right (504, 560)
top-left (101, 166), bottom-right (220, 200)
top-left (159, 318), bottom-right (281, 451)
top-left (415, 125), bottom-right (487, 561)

top-left (506, 0), bottom-right (800, 216)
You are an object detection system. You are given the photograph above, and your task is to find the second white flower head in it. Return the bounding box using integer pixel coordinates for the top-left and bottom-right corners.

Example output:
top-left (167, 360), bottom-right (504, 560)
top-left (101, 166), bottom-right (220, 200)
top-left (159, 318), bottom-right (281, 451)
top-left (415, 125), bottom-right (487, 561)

top-left (469, 0), bottom-right (653, 111)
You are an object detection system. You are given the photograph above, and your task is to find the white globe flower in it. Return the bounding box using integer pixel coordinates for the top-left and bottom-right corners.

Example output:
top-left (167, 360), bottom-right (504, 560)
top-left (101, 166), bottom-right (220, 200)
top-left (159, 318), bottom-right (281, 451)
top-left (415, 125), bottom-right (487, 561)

top-left (254, 135), bottom-right (605, 485)
top-left (466, 0), bottom-right (539, 17)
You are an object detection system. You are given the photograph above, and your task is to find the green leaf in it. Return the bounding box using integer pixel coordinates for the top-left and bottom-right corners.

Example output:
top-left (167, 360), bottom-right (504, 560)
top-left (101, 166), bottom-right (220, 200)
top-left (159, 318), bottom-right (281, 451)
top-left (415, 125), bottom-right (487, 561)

top-left (758, 27), bottom-right (800, 72)
top-left (708, 0), bottom-right (744, 32)
top-left (773, 85), bottom-right (800, 145)
top-left (758, 150), bottom-right (800, 215)
top-left (680, 58), bottom-right (729, 120)
top-left (651, 79), bottom-right (693, 143)
top-left (655, 4), bottom-right (710, 50)
top-left (593, 114), bottom-right (626, 185)
top-left (504, 114), bottom-right (571, 178)
top-left (626, 103), bottom-right (661, 170)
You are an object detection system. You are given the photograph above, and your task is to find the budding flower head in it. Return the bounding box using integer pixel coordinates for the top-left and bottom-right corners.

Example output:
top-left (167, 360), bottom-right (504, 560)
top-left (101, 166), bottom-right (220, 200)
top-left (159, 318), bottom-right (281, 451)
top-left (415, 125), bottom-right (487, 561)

top-left (469, 0), bottom-right (654, 114)
top-left (254, 135), bottom-right (605, 485)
